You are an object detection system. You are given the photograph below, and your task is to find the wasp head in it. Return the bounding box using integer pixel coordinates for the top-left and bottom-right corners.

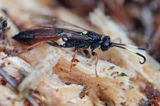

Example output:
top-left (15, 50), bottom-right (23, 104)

top-left (100, 36), bottom-right (111, 51)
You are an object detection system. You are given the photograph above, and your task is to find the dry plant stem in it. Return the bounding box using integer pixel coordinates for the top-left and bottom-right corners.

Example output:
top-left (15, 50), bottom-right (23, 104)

top-left (27, 95), bottom-right (39, 106)
top-left (0, 68), bottom-right (17, 89)
top-left (0, 68), bottom-right (39, 106)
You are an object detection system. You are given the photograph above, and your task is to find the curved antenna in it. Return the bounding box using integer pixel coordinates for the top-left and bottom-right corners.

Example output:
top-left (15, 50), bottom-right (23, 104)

top-left (110, 42), bottom-right (146, 64)
top-left (136, 53), bottom-right (146, 64)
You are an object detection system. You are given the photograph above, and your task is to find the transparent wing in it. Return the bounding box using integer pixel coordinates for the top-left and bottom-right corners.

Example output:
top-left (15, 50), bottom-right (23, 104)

top-left (30, 14), bottom-right (89, 33)
top-left (27, 14), bottom-right (91, 41)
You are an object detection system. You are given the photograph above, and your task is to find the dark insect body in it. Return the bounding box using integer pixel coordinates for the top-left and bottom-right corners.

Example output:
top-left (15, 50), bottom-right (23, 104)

top-left (12, 15), bottom-right (146, 64)
top-left (0, 17), bottom-right (8, 35)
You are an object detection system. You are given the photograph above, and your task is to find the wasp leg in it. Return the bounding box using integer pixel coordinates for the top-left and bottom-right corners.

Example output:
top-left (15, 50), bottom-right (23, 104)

top-left (15, 41), bottom-right (45, 55)
top-left (92, 52), bottom-right (99, 78)
top-left (82, 50), bottom-right (91, 58)
top-left (69, 49), bottom-right (78, 74)
top-left (48, 40), bottom-right (78, 74)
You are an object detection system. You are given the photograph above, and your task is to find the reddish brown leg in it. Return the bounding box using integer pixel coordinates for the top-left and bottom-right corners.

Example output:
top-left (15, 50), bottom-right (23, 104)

top-left (92, 52), bottom-right (99, 78)
top-left (15, 41), bottom-right (45, 55)
top-left (69, 49), bottom-right (78, 74)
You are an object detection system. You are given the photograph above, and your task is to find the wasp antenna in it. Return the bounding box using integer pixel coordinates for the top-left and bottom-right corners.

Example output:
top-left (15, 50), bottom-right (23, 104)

top-left (111, 43), bottom-right (146, 50)
top-left (110, 42), bottom-right (146, 64)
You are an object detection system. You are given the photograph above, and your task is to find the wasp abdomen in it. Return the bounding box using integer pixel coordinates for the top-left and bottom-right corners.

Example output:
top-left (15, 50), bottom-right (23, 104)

top-left (12, 31), bottom-right (35, 43)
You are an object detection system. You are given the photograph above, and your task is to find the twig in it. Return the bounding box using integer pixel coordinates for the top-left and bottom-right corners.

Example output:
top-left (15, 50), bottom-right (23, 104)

top-left (0, 68), bottom-right (39, 106)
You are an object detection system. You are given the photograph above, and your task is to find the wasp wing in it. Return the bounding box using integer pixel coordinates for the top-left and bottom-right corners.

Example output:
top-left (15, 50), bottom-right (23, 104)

top-left (13, 14), bottom-right (93, 44)
top-left (29, 14), bottom-right (92, 40)
top-left (30, 14), bottom-right (89, 33)
top-left (12, 26), bottom-right (91, 44)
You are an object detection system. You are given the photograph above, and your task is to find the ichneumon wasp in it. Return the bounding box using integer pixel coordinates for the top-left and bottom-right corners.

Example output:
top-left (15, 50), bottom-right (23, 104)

top-left (12, 14), bottom-right (146, 76)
